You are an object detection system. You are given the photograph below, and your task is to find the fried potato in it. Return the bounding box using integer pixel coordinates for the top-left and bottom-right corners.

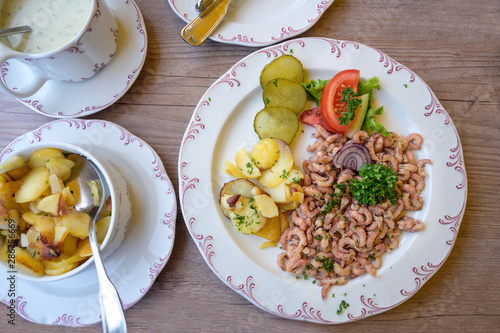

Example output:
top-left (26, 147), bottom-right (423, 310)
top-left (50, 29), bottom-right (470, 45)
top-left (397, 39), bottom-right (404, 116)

top-left (15, 167), bottom-right (50, 203)
top-left (15, 246), bottom-right (45, 276)
top-left (55, 207), bottom-right (90, 239)
top-left (28, 148), bottom-right (64, 169)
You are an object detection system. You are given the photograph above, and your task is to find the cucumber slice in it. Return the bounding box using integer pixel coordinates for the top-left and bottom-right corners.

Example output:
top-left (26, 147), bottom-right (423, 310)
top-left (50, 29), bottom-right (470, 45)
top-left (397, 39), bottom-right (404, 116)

top-left (259, 55), bottom-right (304, 89)
top-left (344, 93), bottom-right (370, 138)
top-left (263, 78), bottom-right (307, 114)
top-left (254, 107), bottom-right (299, 145)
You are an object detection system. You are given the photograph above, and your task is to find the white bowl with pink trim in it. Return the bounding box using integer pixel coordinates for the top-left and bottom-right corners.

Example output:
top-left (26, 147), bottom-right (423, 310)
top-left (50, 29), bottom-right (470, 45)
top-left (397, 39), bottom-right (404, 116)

top-left (0, 141), bottom-right (131, 282)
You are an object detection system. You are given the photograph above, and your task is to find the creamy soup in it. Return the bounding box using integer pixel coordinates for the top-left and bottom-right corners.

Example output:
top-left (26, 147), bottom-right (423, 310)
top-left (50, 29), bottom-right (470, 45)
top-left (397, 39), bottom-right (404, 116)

top-left (0, 0), bottom-right (92, 54)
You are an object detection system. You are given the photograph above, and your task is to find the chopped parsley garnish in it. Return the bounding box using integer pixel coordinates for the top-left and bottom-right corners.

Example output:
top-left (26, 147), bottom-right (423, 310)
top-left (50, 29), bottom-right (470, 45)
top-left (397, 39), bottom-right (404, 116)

top-left (280, 169), bottom-right (290, 179)
top-left (347, 163), bottom-right (399, 205)
top-left (338, 87), bottom-right (362, 125)
top-left (272, 79), bottom-right (278, 87)
top-left (264, 97), bottom-right (270, 104)
top-left (336, 300), bottom-right (349, 315)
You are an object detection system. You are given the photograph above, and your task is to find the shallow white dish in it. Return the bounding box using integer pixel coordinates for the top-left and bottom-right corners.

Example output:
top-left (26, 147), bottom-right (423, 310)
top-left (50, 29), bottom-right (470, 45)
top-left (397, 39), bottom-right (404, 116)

top-left (178, 37), bottom-right (467, 323)
top-left (0, 0), bottom-right (147, 118)
top-left (0, 119), bottom-right (176, 326)
top-left (167, 0), bottom-right (335, 47)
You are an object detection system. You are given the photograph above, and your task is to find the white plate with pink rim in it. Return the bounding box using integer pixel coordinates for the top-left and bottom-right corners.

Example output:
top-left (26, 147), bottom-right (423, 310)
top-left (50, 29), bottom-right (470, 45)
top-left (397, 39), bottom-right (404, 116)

top-left (0, 0), bottom-right (147, 118)
top-left (167, 0), bottom-right (335, 47)
top-left (178, 37), bottom-right (467, 323)
top-left (0, 119), bottom-right (176, 326)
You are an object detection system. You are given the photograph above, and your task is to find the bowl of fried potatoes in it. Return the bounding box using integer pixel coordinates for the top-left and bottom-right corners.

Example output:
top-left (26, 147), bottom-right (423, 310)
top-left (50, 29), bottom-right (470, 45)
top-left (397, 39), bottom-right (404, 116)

top-left (0, 141), bottom-right (131, 281)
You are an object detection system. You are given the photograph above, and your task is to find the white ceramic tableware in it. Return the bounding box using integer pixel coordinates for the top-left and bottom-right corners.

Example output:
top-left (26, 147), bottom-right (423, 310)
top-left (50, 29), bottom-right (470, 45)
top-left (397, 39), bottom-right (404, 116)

top-left (168, 0), bottom-right (335, 46)
top-left (0, 119), bottom-right (175, 326)
top-left (178, 37), bottom-right (467, 323)
top-left (0, 0), bottom-right (118, 99)
top-left (0, 141), bottom-right (132, 282)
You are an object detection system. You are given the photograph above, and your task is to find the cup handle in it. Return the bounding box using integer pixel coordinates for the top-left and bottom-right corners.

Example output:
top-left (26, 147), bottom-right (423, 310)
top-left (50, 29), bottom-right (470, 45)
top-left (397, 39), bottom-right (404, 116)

top-left (0, 51), bottom-right (48, 99)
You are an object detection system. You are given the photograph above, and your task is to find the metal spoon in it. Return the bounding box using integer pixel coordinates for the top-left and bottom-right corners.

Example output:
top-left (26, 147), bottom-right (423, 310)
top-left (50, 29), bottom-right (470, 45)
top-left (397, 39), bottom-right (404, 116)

top-left (68, 155), bottom-right (127, 333)
top-left (0, 25), bottom-right (31, 38)
top-left (195, 0), bottom-right (214, 12)
top-left (181, 0), bottom-right (232, 45)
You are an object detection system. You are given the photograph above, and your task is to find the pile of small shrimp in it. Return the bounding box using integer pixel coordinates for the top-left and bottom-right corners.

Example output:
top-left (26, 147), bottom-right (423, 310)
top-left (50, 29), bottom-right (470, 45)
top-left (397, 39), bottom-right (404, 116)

top-left (277, 125), bottom-right (432, 299)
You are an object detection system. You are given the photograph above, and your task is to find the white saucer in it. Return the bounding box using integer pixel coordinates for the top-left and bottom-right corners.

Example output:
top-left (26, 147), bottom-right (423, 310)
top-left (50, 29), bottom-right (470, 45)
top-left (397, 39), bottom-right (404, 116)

top-left (0, 119), bottom-right (176, 326)
top-left (1, 0), bottom-right (147, 118)
top-left (168, 0), bottom-right (335, 47)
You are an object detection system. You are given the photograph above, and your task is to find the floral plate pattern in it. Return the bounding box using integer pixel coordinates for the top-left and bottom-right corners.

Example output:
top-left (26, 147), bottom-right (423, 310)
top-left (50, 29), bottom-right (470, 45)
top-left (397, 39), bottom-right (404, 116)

top-left (167, 0), bottom-right (335, 47)
top-left (0, 0), bottom-right (147, 118)
top-left (178, 37), bottom-right (467, 323)
top-left (0, 119), bottom-right (176, 326)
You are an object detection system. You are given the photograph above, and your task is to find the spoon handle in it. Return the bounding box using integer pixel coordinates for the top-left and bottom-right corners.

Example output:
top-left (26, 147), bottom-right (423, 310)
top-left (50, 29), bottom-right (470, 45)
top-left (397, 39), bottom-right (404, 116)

top-left (181, 0), bottom-right (231, 45)
top-left (0, 25), bottom-right (31, 38)
top-left (89, 218), bottom-right (127, 333)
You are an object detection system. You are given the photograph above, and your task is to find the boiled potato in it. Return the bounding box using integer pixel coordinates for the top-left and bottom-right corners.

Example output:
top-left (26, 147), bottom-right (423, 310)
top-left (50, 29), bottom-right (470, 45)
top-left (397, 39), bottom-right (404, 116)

top-left (253, 194), bottom-right (278, 218)
top-left (15, 167), bottom-right (50, 203)
top-left (228, 196), bottom-right (267, 235)
top-left (251, 138), bottom-right (280, 170)
top-left (258, 139), bottom-right (294, 188)
top-left (234, 149), bottom-right (261, 178)
top-left (254, 213), bottom-right (282, 243)
top-left (219, 179), bottom-right (262, 218)
top-left (222, 160), bottom-right (246, 179)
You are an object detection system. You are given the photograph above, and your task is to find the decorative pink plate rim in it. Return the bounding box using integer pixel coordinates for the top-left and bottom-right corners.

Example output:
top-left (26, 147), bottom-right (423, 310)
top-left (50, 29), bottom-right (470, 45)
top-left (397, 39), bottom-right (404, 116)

top-left (177, 37), bottom-right (467, 324)
top-left (167, 0), bottom-right (335, 47)
top-left (1, 0), bottom-right (147, 118)
top-left (0, 119), bottom-right (176, 326)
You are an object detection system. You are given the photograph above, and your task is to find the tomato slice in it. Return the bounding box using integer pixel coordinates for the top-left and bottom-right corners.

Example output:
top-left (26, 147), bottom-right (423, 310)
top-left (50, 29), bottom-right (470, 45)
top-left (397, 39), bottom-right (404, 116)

top-left (299, 107), bottom-right (329, 129)
top-left (319, 69), bottom-right (360, 133)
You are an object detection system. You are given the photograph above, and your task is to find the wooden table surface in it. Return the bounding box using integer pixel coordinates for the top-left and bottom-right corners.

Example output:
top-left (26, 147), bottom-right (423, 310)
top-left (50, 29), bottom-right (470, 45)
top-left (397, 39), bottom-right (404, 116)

top-left (1, 0), bottom-right (499, 332)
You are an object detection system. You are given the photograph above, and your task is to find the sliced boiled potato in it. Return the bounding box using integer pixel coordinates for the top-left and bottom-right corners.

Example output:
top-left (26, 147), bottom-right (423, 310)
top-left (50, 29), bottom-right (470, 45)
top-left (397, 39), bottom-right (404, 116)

top-left (254, 213), bottom-right (282, 243)
top-left (234, 149), bottom-right (261, 178)
top-left (222, 160), bottom-right (246, 179)
top-left (251, 138), bottom-right (280, 170)
top-left (284, 167), bottom-right (304, 185)
top-left (28, 148), bottom-right (65, 169)
top-left (263, 78), bottom-right (308, 114)
top-left (15, 167), bottom-right (50, 203)
top-left (260, 54), bottom-right (304, 89)
top-left (258, 139), bottom-right (294, 188)
top-left (228, 196), bottom-right (267, 235)
top-left (219, 179), bottom-right (261, 218)
top-left (253, 107), bottom-right (299, 145)
top-left (262, 181), bottom-right (292, 204)
top-left (253, 194), bottom-right (278, 218)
